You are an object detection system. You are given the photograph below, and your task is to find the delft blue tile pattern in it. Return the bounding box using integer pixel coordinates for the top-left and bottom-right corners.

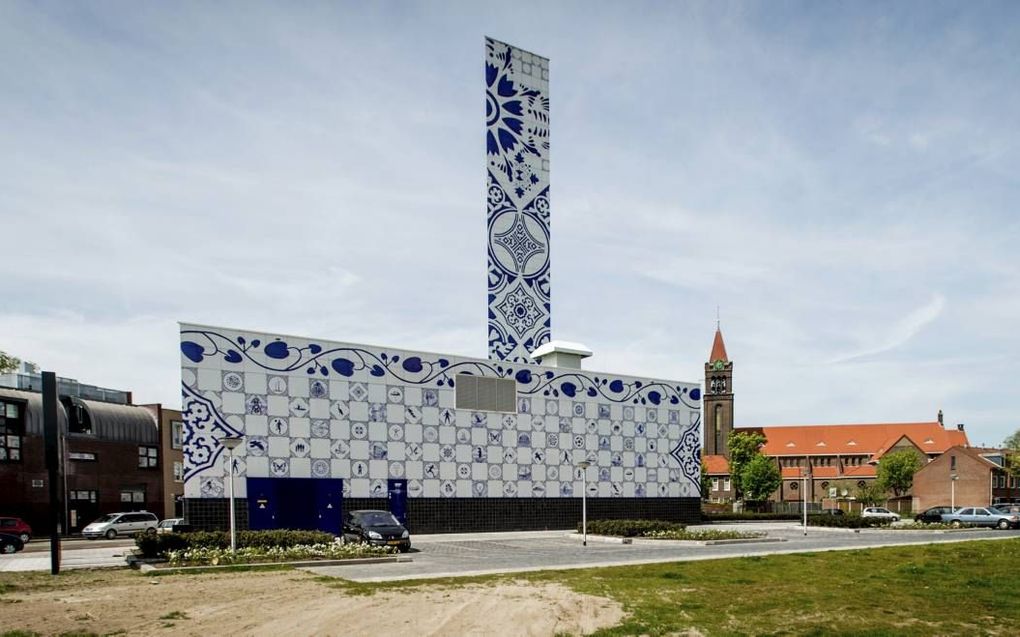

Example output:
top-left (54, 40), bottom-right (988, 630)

top-left (486, 38), bottom-right (551, 364)
top-left (181, 325), bottom-right (701, 501)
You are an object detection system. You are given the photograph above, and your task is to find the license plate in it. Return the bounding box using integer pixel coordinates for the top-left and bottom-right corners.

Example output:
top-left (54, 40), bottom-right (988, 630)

top-left (387, 540), bottom-right (401, 545)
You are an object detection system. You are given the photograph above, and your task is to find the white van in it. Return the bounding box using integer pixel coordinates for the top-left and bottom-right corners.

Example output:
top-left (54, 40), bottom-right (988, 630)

top-left (82, 511), bottom-right (159, 539)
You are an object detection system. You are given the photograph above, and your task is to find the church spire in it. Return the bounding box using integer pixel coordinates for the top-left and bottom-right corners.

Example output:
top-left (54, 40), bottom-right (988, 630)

top-left (710, 326), bottom-right (728, 363)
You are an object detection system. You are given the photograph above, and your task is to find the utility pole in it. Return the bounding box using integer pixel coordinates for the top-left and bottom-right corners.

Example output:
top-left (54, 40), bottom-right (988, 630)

top-left (42, 371), bottom-right (62, 575)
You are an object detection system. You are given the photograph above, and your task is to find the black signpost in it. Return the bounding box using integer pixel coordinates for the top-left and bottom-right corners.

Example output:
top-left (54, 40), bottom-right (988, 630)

top-left (42, 371), bottom-right (61, 575)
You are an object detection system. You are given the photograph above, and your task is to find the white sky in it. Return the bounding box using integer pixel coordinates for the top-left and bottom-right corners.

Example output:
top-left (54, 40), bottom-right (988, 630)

top-left (1, 2), bottom-right (1018, 446)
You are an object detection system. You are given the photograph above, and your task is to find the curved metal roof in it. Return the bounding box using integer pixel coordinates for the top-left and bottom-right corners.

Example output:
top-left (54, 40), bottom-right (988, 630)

top-left (0, 387), bottom-right (157, 443)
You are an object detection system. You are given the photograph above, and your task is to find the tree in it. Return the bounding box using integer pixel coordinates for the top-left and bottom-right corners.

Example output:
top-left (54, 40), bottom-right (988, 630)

top-left (0, 350), bottom-right (20, 374)
top-left (1005, 429), bottom-right (1020, 502)
top-left (876, 450), bottom-right (923, 497)
top-left (741, 454), bottom-right (782, 502)
top-left (727, 431), bottom-right (766, 500)
top-left (856, 481), bottom-right (886, 506)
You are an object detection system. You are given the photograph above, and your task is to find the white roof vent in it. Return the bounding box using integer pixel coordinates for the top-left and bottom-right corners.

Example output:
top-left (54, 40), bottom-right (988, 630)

top-left (530, 340), bottom-right (593, 370)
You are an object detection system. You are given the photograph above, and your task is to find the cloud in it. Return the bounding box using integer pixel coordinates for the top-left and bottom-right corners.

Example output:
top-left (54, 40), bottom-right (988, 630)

top-left (829, 294), bottom-right (947, 364)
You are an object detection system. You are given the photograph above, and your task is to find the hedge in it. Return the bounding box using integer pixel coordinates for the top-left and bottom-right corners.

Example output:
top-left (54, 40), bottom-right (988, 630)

top-left (701, 512), bottom-right (801, 521)
top-left (806, 514), bottom-right (893, 528)
top-left (136, 529), bottom-right (336, 559)
top-left (580, 519), bottom-right (686, 537)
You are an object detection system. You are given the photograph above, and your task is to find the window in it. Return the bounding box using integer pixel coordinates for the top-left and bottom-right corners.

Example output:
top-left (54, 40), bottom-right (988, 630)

top-left (950, 455), bottom-right (956, 471)
top-left (171, 420), bottom-right (183, 450)
top-left (790, 481), bottom-right (798, 491)
top-left (120, 489), bottom-right (145, 503)
top-left (70, 490), bottom-right (97, 503)
top-left (69, 451), bottom-right (97, 461)
top-left (64, 399), bottom-right (93, 435)
top-left (138, 446), bottom-right (158, 469)
top-left (723, 479), bottom-right (731, 492)
top-left (0, 399), bottom-right (24, 463)
top-left (454, 374), bottom-right (516, 412)
top-left (711, 478), bottom-right (720, 491)
top-left (173, 461), bottom-right (184, 483)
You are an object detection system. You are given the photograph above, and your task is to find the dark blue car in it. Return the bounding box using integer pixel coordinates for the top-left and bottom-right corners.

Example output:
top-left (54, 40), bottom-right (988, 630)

top-left (0, 532), bottom-right (25, 554)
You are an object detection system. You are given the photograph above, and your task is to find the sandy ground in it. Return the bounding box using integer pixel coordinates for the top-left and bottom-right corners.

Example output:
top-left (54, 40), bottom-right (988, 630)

top-left (0, 569), bottom-right (624, 636)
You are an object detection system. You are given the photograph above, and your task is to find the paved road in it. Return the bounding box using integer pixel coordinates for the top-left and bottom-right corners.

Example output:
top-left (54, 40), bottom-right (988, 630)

top-left (306, 523), bottom-right (1020, 582)
top-left (0, 539), bottom-right (131, 572)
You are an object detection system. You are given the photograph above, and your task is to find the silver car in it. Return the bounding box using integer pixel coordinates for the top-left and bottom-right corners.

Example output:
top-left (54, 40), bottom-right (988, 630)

top-left (942, 507), bottom-right (1019, 529)
top-left (82, 511), bottom-right (159, 539)
top-left (861, 507), bottom-right (901, 522)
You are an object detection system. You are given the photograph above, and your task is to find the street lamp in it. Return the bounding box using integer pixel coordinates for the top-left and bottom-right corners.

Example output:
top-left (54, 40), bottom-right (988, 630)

top-left (221, 436), bottom-right (243, 552)
top-left (802, 467), bottom-right (811, 536)
top-left (951, 473), bottom-right (959, 511)
top-left (577, 460), bottom-right (591, 546)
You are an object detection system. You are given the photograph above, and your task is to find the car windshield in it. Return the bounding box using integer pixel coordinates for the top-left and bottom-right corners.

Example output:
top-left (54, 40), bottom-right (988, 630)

top-left (91, 515), bottom-right (118, 524)
top-left (358, 512), bottom-right (400, 527)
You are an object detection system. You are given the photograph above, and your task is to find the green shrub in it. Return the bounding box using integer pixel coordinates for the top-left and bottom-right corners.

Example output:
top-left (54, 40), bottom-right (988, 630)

top-left (135, 529), bottom-right (337, 559)
top-left (582, 519), bottom-right (686, 537)
top-left (701, 512), bottom-right (800, 521)
top-left (807, 514), bottom-right (892, 528)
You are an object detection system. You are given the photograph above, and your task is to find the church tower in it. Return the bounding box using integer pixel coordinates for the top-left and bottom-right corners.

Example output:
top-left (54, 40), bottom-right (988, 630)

top-left (704, 326), bottom-right (734, 457)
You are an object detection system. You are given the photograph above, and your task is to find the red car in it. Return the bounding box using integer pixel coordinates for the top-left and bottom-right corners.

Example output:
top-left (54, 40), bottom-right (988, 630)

top-left (0, 517), bottom-right (32, 543)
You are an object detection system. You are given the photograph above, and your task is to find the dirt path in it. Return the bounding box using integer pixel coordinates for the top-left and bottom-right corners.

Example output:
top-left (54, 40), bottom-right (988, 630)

top-left (0, 569), bottom-right (624, 636)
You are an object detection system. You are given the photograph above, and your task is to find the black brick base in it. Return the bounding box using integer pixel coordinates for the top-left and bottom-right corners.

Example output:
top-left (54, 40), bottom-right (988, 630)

top-left (184, 496), bottom-right (700, 534)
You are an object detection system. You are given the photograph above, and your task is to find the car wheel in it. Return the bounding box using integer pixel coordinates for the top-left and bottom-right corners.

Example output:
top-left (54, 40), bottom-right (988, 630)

top-left (18, 533), bottom-right (29, 543)
top-left (951, 520), bottom-right (962, 528)
top-left (1, 542), bottom-right (16, 554)
top-left (145, 527), bottom-right (156, 535)
top-left (998, 519), bottom-right (1009, 530)
top-left (105, 529), bottom-right (117, 540)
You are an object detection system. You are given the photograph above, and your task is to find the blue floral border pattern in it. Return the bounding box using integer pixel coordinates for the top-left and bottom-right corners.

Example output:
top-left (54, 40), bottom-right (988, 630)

top-left (180, 328), bottom-right (701, 408)
top-left (671, 417), bottom-right (702, 486)
top-left (486, 37), bottom-right (551, 364)
top-left (181, 382), bottom-right (242, 481)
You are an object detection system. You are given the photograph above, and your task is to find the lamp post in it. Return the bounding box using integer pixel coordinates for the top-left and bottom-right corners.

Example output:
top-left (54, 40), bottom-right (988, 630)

top-left (221, 436), bottom-right (243, 552)
top-left (802, 468), bottom-right (810, 536)
top-left (577, 460), bottom-right (591, 546)
top-left (951, 473), bottom-right (959, 511)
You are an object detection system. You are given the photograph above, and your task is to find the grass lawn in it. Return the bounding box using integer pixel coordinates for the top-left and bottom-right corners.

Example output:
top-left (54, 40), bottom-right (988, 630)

top-left (329, 538), bottom-right (1020, 636)
top-left (3, 539), bottom-right (1019, 636)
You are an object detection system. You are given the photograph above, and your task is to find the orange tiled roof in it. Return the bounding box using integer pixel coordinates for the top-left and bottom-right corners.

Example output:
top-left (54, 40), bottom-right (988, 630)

top-left (703, 454), bottom-right (730, 474)
top-left (742, 422), bottom-right (969, 457)
top-left (710, 328), bottom-right (728, 362)
top-left (843, 464), bottom-right (877, 478)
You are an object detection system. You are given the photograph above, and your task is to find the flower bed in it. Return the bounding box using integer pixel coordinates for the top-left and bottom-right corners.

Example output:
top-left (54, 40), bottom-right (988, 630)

top-left (643, 529), bottom-right (766, 541)
top-left (888, 522), bottom-right (957, 530)
top-left (580, 519), bottom-right (764, 541)
top-left (581, 519), bottom-right (687, 537)
top-left (165, 542), bottom-right (395, 566)
top-left (806, 514), bottom-right (892, 528)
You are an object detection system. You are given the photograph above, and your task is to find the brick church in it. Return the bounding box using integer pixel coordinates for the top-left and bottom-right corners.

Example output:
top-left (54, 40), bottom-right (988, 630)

top-left (701, 326), bottom-right (971, 504)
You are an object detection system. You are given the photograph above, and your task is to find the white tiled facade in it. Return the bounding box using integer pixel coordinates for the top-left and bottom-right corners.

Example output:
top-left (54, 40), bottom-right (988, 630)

top-left (180, 324), bottom-right (702, 502)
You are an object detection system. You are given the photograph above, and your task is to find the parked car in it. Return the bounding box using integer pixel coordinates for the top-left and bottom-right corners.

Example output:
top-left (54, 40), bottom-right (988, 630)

top-left (942, 507), bottom-right (1019, 529)
top-left (821, 508), bottom-right (845, 516)
top-left (915, 506), bottom-right (956, 524)
top-left (0, 533), bottom-right (25, 554)
top-left (992, 504), bottom-right (1020, 516)
top-left (82, 511), bottom-right (159, 539)
top-left (0, 517), bottom-right (32, 543)
top-left (156, 518), bottom-right (185, 534)
top-left (861, 507), bottom-right (901, 522)
top-left (341, 510), bottom-right (410, 552)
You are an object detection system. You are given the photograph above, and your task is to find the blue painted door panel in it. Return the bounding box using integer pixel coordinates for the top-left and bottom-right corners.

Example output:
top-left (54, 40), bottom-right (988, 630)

top-left (388, 479), bottom-right (408, 528)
